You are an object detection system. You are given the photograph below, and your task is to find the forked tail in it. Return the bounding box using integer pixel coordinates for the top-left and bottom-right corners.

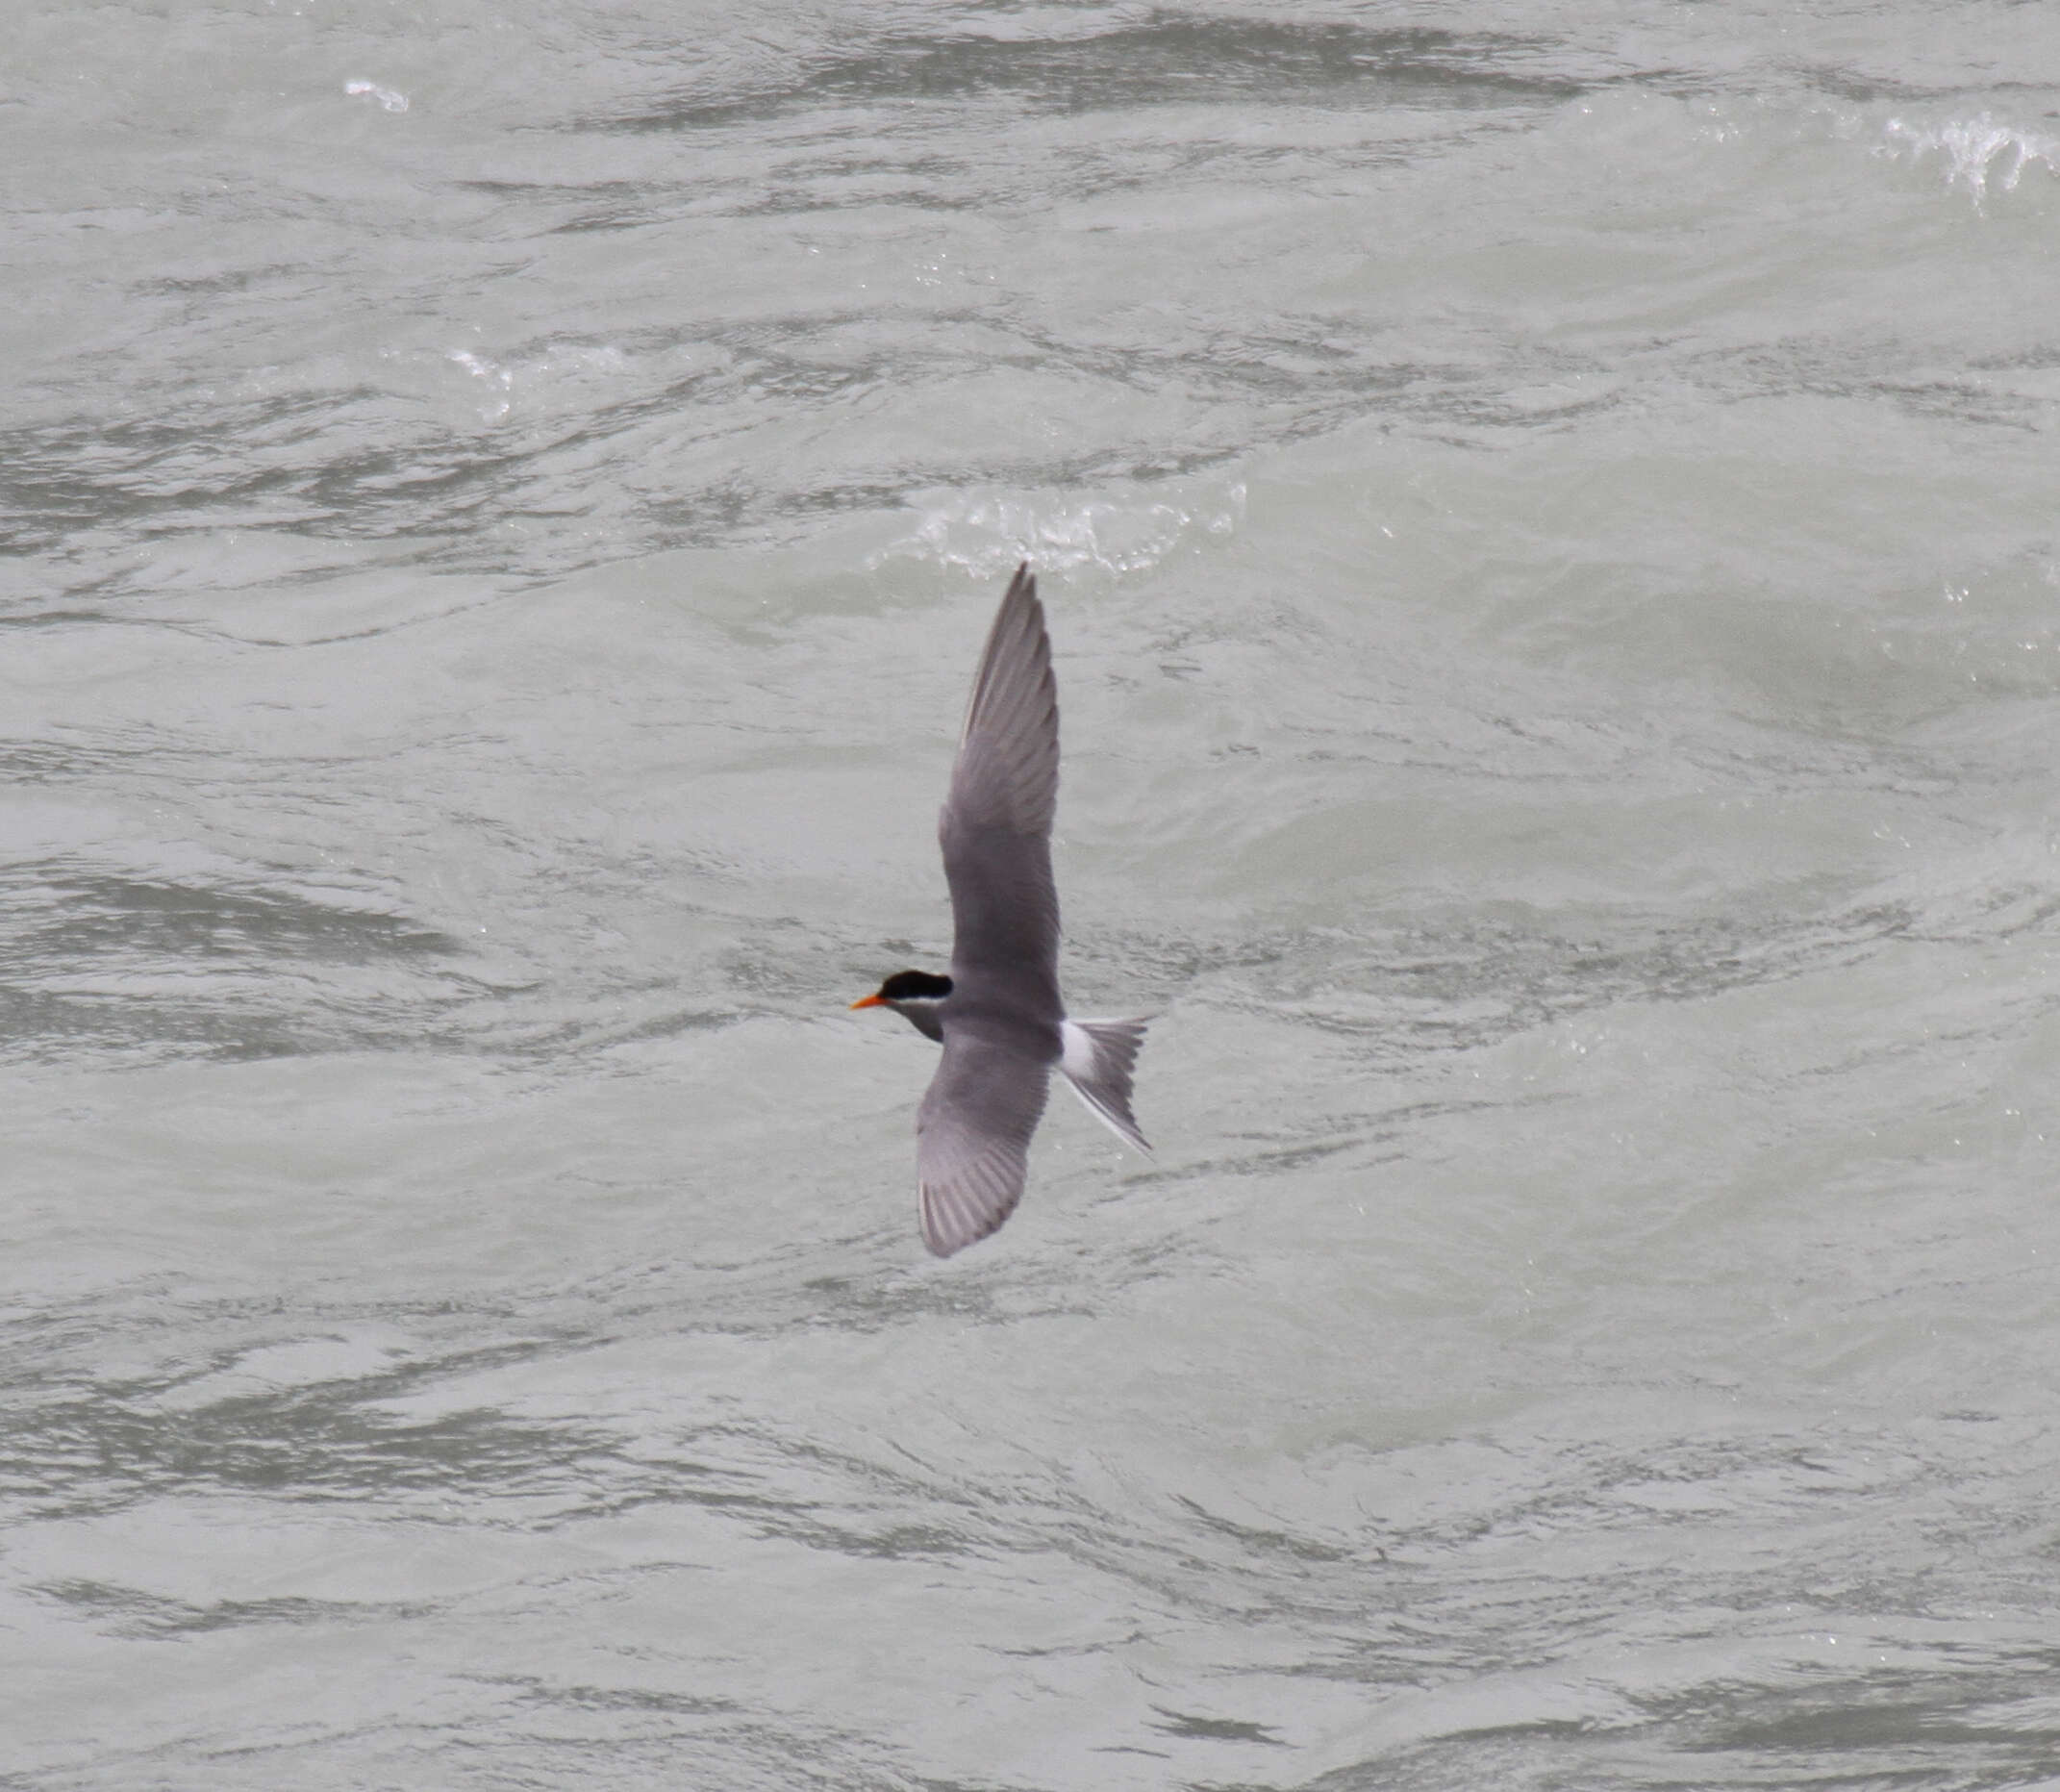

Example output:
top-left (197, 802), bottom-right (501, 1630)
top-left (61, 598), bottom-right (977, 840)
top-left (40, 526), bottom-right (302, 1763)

top-left (1058, 1019), bottom-right (1152, 1156)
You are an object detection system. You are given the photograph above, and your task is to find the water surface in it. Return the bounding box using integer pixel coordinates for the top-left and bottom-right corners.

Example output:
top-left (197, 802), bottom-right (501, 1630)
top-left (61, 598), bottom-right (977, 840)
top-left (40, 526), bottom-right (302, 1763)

top-left (6, 3), bottom-right (2060, 1786)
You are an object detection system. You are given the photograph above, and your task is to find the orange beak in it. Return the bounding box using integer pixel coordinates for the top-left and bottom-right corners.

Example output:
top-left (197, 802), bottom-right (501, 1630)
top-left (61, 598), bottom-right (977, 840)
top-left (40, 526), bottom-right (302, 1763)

top-left (849, 994), bottom-right (885, 1010)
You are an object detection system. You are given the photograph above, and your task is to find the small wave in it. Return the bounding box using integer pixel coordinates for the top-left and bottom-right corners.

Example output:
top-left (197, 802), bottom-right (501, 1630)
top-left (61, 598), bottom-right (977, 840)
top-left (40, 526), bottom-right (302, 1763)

top-left (882, 479), bottom-right (1245, 580)
top-left (1880, 112), bottom-right (2058, 207)
top-left (344, 79), bottom-right (410, 114)
top-left (434, 341), bottom-right (632, 428)
top-left (445, 349), bottom-right (514, 423)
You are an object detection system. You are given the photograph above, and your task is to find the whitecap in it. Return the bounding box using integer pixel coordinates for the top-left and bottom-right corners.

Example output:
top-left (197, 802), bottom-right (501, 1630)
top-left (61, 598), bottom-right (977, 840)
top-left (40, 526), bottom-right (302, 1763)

top-left (1880, 112), bottom-right (2058, 207)
top-left (446, 348), bottom-right (514, 423)
top-left (344, 78), bottom-right (410, 114)
top-left (881, 477), bottom-right (1246, 580)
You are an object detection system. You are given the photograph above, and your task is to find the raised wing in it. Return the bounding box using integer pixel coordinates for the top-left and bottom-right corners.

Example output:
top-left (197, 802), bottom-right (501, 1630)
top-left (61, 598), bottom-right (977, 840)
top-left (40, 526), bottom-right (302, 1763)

top-left (941, 565), bottom-right (1061, 1005)
top-left (916, 1028), bottom-right (1051, 1256)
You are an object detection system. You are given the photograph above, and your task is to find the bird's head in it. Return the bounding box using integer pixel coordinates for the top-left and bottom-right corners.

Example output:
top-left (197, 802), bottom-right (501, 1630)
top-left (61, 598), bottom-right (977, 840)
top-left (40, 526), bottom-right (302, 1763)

top-left (850, 969), bottom-right (953, 1037)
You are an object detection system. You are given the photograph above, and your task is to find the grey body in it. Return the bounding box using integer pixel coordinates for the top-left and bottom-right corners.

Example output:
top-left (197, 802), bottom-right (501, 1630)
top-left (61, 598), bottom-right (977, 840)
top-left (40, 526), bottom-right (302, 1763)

top-left (865, 565), bottom-right (1149, 1256)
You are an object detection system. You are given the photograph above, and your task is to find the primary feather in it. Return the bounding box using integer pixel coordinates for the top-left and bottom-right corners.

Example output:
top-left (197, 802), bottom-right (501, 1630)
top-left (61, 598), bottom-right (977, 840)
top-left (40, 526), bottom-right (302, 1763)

top-left (940, 565), bottom-right (1063, 1003)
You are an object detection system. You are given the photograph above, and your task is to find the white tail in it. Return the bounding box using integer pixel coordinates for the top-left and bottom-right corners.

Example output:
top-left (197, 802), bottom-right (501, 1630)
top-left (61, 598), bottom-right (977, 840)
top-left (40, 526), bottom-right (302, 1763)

top-left (1059, 1019), bottom-right (1152, 1156)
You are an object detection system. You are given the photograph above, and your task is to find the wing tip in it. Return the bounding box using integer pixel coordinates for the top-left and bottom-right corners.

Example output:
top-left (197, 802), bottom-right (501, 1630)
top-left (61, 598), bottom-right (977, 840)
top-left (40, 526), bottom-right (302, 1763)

top-left (950, 562), bottom-right (1061, 831)
top-left (919, 1179), bottom-right (1019, 1257)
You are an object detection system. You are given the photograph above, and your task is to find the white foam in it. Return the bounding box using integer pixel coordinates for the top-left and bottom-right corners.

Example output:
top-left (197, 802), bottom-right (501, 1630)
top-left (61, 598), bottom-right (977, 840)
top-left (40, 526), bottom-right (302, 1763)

top-left (1880, 112), bottom-right (2059, 207)
top-left (431, 342), bottom-right (634, 428)
top-left (446, 348), bottom-right (514, 423)
top-left (344, 79), bottom-right (409, 114)
top-left (881, 476), bottom-right (1245, 581)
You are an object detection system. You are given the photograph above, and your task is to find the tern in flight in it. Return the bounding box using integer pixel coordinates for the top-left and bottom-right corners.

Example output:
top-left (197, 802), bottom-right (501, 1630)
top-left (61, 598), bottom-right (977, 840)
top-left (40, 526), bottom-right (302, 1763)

top-left (852, 565), bottom-right (1151, 1255)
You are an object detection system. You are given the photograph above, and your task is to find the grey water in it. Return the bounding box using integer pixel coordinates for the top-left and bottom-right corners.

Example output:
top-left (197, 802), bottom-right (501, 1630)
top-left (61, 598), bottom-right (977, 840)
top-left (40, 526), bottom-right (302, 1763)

top-left (6, 3), bottom-right (2060, 1786)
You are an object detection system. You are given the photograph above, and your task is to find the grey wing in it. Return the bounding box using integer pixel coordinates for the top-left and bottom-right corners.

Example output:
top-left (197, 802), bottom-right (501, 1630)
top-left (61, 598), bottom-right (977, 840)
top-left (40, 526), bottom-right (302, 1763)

top-left (916, 1029), bottom-right (1051, 1256)
top-left (941, 564), bottom-right (1062, 996)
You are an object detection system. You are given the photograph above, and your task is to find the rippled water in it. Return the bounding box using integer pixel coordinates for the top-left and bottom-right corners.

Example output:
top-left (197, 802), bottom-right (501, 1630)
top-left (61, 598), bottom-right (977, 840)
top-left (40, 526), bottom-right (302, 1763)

top-left (7, 4), bottom-right (2060, 1787)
